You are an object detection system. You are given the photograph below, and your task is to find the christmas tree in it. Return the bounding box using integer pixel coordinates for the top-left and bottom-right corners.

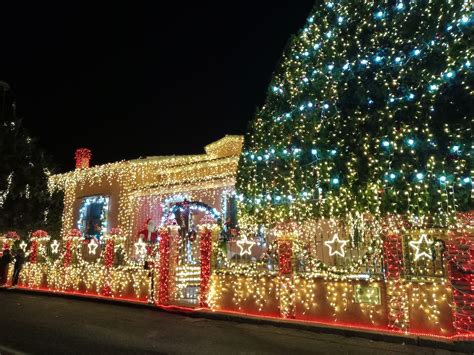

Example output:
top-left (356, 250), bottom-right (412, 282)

top-left (0, 91), bottom-right (63, 237)
top-left (237, 0), bottom-right (472, 228)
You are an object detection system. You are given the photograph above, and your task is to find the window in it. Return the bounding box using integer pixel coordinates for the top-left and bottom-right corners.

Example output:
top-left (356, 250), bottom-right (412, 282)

top-left (77, 196), bottom-right (110, 239)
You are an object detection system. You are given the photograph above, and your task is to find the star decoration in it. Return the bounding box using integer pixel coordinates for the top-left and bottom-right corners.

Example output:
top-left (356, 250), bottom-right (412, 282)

top-left (50, 240), bottom-right (60, 254)
top-left (134, 238), bottom-right (147, 258)
top-left (88, 239), bottom-right (99, 255)
top-left (19, 241), bottom-right (27, 251)
top-left (237, 235), bottom-right (255, 256)
top-left (409, 234), bottom-right (433, 261)
top-left (324, 234), bottom-right (349, 257)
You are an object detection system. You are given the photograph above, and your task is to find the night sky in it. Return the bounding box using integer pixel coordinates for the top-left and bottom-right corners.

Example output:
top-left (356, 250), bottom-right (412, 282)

top-left (1, 1), bottom-right (315, 171)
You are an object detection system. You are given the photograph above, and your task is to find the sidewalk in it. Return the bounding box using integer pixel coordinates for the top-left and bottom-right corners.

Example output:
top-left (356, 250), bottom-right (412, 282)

top-left (3, 286), bottom-right (473, 353)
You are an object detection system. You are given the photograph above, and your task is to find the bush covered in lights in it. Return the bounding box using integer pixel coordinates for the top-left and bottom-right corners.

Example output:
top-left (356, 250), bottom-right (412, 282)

top-left (237, 0), bottom-right (472, 226)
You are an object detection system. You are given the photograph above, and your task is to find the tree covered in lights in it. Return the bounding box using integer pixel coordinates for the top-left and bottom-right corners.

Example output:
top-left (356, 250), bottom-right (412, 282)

top-left (237, 0), bottom-right (472, 227)
top-left (0, 92), bottom-right (63, 237)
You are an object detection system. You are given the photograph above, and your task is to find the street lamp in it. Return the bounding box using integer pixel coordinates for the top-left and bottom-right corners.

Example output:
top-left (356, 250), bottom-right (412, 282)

top-left (0, 81), bottom-right (11, 122)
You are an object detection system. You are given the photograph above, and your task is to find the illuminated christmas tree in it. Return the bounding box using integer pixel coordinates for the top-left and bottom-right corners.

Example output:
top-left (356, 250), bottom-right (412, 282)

top-left (237, 1), bottom-right (472, 228)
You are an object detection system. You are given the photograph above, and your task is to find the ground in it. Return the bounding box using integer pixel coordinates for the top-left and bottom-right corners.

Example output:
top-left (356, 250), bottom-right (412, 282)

top-left (0, 292), bottom-right (464, 354)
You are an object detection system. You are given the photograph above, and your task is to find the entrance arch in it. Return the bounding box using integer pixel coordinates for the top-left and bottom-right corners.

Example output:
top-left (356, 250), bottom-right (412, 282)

top-left (158, 200), bottom-right (221, 307)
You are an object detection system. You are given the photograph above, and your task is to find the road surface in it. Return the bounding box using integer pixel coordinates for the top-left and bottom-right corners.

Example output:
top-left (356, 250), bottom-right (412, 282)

top-left (0, 292), bottom-right (463, 354)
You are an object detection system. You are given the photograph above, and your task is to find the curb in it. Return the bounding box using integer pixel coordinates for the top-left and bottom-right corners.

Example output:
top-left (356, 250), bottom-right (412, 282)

top-left (3, 288), bottom-right (473, 353)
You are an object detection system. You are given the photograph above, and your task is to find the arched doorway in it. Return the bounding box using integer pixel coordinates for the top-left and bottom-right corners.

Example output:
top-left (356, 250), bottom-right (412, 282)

top-left (158, 200), bottom-right (221, 306)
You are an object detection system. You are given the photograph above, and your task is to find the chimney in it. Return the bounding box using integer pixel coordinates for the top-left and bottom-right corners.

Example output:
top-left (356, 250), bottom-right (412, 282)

top-left (75, 148), bottom-right (92, 169)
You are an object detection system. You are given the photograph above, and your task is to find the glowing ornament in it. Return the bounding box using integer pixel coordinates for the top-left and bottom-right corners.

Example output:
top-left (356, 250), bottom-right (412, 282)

top-left (409, 234), bottom-right (433, 261)
top-left (19, 241), bottom-right (27, 251)
top-left (50, 240), bottom-right (60, 254)
top-left (396, 2), bottom-right (404, 10)
top-left (324, 234), bottom-right (348, 257)
top-left (407, 138), bottom-right (415, 146)
top-left (439, 175), bottom-right (447, 184)
top-left (451, 145), bottom-right (460, 153)
top-left (375, 11), bottom-right (384, 19)
top-left (381, 140), bottom-right (390, 148)
top-left (88, 239), bottom-right (99, 255)
top-left (237, 235), bottom-right (255, 256)
top-left (413, 48), bottom-right (421, 56)
top-left (134, 238), bottom-right (147, 258)
top-left (416, 173), bottom-right (424, 181)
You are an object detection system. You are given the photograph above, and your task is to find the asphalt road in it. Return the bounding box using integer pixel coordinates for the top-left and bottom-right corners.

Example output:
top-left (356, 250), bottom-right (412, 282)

top-left (0, 292), bottom-right (464, 355)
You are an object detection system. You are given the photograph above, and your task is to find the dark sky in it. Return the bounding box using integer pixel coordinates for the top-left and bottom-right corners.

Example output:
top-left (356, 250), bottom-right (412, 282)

top-left (1, 1), bottom-right (315, 171)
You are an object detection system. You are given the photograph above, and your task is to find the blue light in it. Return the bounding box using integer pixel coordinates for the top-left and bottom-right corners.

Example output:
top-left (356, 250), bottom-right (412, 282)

top-left (303, 51), bottom-right (309, 57)
top-left (389, 98), bottom-right (395, 103)
top-left (328, 64), bottom-right (334, 71)
top-left (299, 105), bottom-right (305, 111)
top-left (275, 196), bottom-right (282, 202)
top-left (314, 43), bottom-right (321, 50)
top-left (465, 61), bottom-right (471, 68)
top-left (360, 59), bottom-right (368, 65)
top-left (331, 178), bottom-right (340, 185)
top-left (272, 86), bottom-right (279, 93)
top-left (396, 2), bottom-right (404, 10)
top-left (461, 15), bottom-right (469, 24)
top-left (308, 17), bottom-right (314, 23)
top-left (444, 71), bottom-right (455, 79)
top-left (285, 113), bottom-right (291, 119)
top-left (394, 57), bottom-right (402, 63)
top-left (429, 84), bottom-right (439, 92)
top-left (368, 98), bottom-right (374, 105)
top-left (311, 149), bottom-right (318, 155)
top-left (407, 138), bottom-right (415, 146)
top-left (413, 48), bottom-right (421, 56)
top-left (283, 149), bottom-right (288, 155)
top-left (374, 56), bottom-right (383, 63)
top-left (323, 103), bottom-right (329, 109)
top-left (330, 149), bottom-right (337, 156)
top-left (447, 24), bottom-right (453, 31)
top-left (381, 140), bottom-right (390, 148)
top-left (266, 194), bottom-right (272, 201)
top-left (463, 177), bottom-right (471, 184)
top-left (389, 173), bottom-right (396, 180)
top-left (250, 154), bottom-right (255, 160)
top-left (416, 173), bottom-right (424, 181)
top-left (439, 175), bottom-right (447, 183)
top-left (307, 102), bottom-right (313, 108)
top-left (257, 156), bottom-right (262, 161)
top-left (327, 2), bottom-right (334, 8)
top-left (451, 145), bottom-right (460, 153)
top-left (338, 16), bottom-right (344, 24)
top-left (408, 93), bottom-right (415, 100)
top-left (342, 63), bottom-right (350, 70)
top-left (303, 77), bottom-right (309, 83)
top-left (326, 31), bottom-right (333, 38)
top-left (375, 10), bottom-right (384, 19)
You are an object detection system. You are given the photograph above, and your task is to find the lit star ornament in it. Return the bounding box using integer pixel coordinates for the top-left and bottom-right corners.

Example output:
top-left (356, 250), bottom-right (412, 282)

top-left (50, 240), bottom-right (60, 254)
top-left (237, 235), bottom-right (255, 256)
top-left (409, 234), bottom-right (433, 261)
top-left (88, 239), bottom-right (99, 255)
top-left (134, 238), bottom-right (147, 257)
top-left (324, 234), bottom-right (349, 257)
